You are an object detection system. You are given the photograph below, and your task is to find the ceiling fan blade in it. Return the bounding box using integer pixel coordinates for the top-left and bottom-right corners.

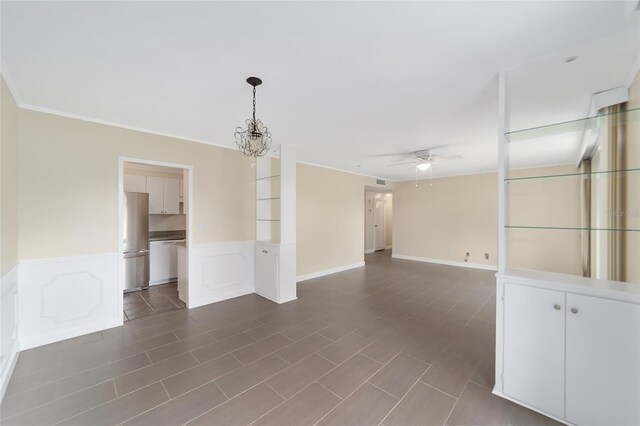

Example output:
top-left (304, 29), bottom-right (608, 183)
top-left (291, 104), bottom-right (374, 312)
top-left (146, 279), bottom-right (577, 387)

top-left (433, 155), bottom-right (463, 160)
top-left (363, 151), bottom-right (417, 158)
top-left (386, 161), bottom-right (417, 167)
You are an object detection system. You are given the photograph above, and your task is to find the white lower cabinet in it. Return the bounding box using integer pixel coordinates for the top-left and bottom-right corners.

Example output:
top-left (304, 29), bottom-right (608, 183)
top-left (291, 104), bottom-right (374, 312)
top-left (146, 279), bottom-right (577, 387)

top-left (500, 279), bottom-right (640, 425)
top-left (503, 284), bottom-right (565, 419)
top-left (255, 242), bottom-right (279, 302)
top-left (149, 241), bottom-right (178, 285)
top-left (565, 294), bottom-right (640, 426)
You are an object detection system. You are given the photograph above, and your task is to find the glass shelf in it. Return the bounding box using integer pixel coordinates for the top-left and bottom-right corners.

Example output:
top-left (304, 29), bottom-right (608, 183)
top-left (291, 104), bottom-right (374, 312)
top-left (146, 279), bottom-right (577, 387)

top-left (256, 175), bottom-right (280, 181)
top-left (506, 107), bottom-right (639, 142)
top-left (506, 225), bottom-right (640, 232)
top-left (505, 167), bottom-right (640, 182)
top-left (256, 197), bottom-right (281, 201)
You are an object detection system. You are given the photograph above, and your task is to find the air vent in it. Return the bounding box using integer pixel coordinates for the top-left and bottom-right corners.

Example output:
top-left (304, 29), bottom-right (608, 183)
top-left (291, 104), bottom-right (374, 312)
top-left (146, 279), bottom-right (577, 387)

top-left (376, 179), bottom-right (386, 185)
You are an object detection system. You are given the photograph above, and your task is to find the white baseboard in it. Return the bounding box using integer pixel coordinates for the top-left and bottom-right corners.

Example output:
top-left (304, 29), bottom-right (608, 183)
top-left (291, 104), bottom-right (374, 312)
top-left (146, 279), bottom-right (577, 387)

top-left (385, 245), bottom-right (392, 250)
top-left (1, 343), bottom-right (19, 401)
top-left (392, 254), bottom-right (497, 271)
top-left (20, 318), bottom-right (121, 351)
top-left (1, 263), bottom-right (20, 401)
top-left (364, 249), bottom-right (375, 254)
top-left (492, 390), bottom-right (571, 426)
top-left (297, 262), bottom-right (365, 282)
top-left (255, 291), bottom-right (297, 305)
top-left (188, 286), bottom-right (255, 309)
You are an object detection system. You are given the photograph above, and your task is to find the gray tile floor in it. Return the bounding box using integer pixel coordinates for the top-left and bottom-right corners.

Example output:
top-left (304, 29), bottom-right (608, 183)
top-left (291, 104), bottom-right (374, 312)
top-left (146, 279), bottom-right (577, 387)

top-left (124, 283), bottom-right (186, 321)
top-left (2, 251), bottom-right (560, 425)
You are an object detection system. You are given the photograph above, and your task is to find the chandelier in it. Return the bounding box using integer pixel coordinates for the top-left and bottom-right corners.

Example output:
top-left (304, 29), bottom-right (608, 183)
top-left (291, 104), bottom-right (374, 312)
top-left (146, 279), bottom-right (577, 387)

top-left (234, 77), bottom-right (272, 157)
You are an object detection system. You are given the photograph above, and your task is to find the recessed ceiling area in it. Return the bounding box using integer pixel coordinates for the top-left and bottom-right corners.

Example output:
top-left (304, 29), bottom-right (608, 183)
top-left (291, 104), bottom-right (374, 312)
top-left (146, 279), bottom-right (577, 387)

top-left (1, 1), bottom-right (638, 180)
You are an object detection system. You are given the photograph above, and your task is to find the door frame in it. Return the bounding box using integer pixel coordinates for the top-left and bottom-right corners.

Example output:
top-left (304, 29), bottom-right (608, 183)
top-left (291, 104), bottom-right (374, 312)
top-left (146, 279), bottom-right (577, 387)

top-left (117, 156), bottom-right (193, 324)
top-left (373, 198), bottom-right (386, 251)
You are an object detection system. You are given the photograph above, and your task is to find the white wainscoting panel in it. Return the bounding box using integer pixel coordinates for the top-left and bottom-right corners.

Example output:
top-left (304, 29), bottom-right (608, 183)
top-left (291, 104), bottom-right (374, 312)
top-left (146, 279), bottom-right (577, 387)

top-left (188, 241), bottom-right (255, 309)
top-left (19, 253), bottom-right (121, 350)
top-left (1, 264), bottom-right (20, 400)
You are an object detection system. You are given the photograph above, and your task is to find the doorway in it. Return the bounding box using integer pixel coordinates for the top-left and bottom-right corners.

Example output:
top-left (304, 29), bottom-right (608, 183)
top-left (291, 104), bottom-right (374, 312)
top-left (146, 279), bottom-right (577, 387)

top-left (364, 189), bottom-right (393, 254)
top-left (118, 158), bottom-right (192, 322)
top-left (374, 198), bottom-right (386, 251)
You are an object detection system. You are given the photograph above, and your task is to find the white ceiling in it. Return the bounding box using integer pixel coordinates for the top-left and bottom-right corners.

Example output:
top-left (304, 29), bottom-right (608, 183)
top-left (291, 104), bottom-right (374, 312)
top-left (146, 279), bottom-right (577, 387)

top-left (2, 1), bottom-right (639, 181)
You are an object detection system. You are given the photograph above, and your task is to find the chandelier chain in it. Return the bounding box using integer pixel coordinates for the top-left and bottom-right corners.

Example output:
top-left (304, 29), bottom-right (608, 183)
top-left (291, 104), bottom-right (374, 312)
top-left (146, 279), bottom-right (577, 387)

top-left (252, 86), bottom-right (257, 124)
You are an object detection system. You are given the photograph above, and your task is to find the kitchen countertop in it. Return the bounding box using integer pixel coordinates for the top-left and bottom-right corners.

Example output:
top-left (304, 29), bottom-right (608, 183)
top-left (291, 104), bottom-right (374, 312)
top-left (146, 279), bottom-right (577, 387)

top-left (149, 230), bottom-right (186, 242)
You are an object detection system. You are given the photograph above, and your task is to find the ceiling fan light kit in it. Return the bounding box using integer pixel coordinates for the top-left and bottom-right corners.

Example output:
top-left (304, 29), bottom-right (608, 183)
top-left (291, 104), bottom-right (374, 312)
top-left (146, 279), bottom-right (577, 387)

top-left (417, 162), bottom-right (431, 171)
top-left (234, 76), bottom-right (272, 157)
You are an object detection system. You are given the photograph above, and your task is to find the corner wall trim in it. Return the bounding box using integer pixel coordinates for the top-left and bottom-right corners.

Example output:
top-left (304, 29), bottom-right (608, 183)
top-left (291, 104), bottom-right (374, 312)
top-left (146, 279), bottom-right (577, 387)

top-left (392, 254), bottom-right (498, 271)
top-left (1, 263), bottom-right (20, 401)
top-left (297, 262), bottom-right (365, 282)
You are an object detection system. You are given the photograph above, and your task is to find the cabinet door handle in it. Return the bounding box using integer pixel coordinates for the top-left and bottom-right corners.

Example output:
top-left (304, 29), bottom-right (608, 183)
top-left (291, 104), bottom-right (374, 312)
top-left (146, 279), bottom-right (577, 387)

top-left (262, 250), bottom-right (268, 253)
top-left (553, 304), bottom-right (561, 310)
top-left (570, 308), bottom-right (578, 314)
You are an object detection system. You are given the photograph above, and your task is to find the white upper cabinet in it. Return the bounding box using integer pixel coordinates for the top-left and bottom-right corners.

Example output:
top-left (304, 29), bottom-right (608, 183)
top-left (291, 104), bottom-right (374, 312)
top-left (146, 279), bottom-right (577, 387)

top-left (147, 176), bottom-right (180, 214)
top-left (147, 176), bottom-right (164, 214)
top-left (124, 174), bottom-right (146, 193)
top-left (565, 294), bottom-right (640, 426)
top-left (163, 178), bottom-right (180, 214)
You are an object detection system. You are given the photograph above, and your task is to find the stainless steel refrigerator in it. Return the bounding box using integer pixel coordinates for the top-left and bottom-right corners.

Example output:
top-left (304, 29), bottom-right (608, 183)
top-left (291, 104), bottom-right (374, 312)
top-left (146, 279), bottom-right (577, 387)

top-left (123, 192), bottom-right (150, 292)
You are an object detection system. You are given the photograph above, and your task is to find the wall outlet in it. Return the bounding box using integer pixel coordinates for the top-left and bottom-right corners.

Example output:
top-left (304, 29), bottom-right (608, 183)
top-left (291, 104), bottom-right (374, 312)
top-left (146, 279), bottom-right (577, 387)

top-left (484, 253), bottom-right (489, 260)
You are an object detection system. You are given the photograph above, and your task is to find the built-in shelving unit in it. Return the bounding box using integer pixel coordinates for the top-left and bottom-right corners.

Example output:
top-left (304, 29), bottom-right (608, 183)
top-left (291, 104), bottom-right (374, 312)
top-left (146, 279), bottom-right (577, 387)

top-left (254, 146), bottom-right (296, 304)
top-left (495, 72), bottom-right (640, 426)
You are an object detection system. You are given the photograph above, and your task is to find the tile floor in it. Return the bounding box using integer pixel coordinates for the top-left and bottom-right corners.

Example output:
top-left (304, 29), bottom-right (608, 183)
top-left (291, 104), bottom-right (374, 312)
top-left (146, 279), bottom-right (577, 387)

top-left (2, 251), bottom-right (560, 425)
top-left (124, 283), bottom-right (186, 321)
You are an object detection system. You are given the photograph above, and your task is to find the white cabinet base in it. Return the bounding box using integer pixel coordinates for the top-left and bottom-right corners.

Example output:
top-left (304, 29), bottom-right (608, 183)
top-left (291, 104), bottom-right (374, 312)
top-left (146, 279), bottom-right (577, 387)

top-left (255, 241), bottom-right (296, 304)
top-left (496, 270), bottom-right (640, 426)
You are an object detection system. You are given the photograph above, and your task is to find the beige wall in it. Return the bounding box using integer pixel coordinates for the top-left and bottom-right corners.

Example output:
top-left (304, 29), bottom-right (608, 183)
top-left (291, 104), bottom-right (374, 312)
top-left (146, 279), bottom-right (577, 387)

top-left (394, 172), bottom-right (498, 267)
top-left (297, 164), bottom-right (387, 276)
top-left (625, 70), bottom-right (639, 283)
top-left (1, 77), bottom-right (19, 276)
top-left (393, 165), bottom-right (582, 275)
top-left (509, 164), bottom-right (582, 276)
top-left (17, 108), bottom-right (255, 260)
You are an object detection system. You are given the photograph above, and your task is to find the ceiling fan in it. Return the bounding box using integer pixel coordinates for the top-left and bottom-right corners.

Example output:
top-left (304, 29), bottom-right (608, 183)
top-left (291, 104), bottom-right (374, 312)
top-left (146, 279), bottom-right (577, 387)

top-left (385, 150), bottom-right (462, 170)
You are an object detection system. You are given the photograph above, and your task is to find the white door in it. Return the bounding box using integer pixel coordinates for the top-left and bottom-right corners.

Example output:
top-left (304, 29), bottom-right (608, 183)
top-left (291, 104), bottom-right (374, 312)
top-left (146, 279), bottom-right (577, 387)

top-left (255, 243), bottom-right (278, 302)
top-left (566, 294), bottom-right (640, 426)
top-left (163, 177), bottom-right (180, 214)
top-left (147, 176), bottom-right (164, 214)
top-left (503, 283), bottom-right (565, 419)
top-left (374, 200), bottom-right (385, 251)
